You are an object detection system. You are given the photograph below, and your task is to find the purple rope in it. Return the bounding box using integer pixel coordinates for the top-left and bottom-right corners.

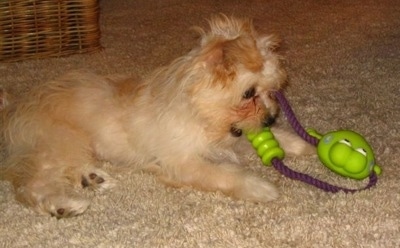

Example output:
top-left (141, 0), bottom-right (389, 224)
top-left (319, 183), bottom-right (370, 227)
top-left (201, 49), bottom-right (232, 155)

top-left (272, 158), bottom-right (378, 193)
top-left (271, 91), bottom-right (378, 193)
top-left (274, 91), bottom-right (319, 146)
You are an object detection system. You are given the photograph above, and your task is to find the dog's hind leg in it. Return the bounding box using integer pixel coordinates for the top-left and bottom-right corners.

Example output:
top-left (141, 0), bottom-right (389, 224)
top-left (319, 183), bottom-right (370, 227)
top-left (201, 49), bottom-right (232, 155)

top-left (3, 151), bottom-right (91, 218)
top-left (3, 127), bottom-right (116, 218)
top-left (4, 152), bottom-right (116, 218)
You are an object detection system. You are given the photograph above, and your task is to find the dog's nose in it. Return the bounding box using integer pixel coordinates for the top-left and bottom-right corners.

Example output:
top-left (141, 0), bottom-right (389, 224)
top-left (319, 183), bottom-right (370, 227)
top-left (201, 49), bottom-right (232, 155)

top-left (263, 115), bottom-right (276, 127)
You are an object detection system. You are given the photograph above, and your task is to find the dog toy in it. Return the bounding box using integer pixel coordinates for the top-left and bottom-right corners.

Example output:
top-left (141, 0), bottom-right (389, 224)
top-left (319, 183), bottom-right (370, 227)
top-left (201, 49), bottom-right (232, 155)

top-left (307, 129), bottom-right (381, 180)
top-left (247, 91), bottom-right (381, 193)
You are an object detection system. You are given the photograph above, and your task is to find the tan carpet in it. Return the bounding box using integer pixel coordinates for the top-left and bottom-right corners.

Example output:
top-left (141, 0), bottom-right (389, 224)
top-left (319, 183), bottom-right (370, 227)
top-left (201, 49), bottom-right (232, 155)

top-left (1, 0), bottom-right (400, 247)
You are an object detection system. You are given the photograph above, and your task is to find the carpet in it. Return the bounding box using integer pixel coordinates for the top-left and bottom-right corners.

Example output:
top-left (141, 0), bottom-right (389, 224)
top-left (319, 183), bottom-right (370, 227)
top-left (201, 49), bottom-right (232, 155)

top-left (1, 0), bottom-right (400, 247)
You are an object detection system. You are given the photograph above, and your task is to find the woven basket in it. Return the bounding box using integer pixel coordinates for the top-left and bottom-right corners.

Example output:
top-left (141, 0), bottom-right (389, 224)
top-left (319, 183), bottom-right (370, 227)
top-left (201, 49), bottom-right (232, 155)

top-left (0, 0), bottom-right (101, 62)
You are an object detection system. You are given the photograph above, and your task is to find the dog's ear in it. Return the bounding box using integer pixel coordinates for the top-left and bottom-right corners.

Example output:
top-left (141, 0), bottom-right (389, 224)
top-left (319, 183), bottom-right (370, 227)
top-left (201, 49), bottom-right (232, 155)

top-left (203, 41), bottom-right (225, 68)
top-left (203, 36), bottom-right (264, 84)
top-left (257, 35), bottom-right (281, 54)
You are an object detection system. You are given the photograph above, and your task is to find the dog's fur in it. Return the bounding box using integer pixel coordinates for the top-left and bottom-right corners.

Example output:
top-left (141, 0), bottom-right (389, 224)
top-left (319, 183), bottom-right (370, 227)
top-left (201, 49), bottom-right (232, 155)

top-left (1, 15), bottom-right (312, 218)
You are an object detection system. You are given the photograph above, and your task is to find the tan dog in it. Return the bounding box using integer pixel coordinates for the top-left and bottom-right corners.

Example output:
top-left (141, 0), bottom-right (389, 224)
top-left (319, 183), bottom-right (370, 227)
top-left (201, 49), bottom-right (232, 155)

top-left (1, 15), bottom-right (312, 218)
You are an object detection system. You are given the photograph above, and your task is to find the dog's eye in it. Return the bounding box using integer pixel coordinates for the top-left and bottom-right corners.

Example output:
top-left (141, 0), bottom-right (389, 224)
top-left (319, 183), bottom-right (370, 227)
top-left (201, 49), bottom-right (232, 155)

top-left (243, 87), bottom-right (256, 99)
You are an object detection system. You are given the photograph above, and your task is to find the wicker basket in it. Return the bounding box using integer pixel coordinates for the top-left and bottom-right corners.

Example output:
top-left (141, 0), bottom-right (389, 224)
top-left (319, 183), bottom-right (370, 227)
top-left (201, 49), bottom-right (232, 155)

top-left (0, 0), bottom-right (101, 62)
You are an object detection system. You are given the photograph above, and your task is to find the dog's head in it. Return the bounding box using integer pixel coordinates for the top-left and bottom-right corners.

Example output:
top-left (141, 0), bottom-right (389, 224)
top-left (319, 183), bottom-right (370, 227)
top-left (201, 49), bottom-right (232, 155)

top-left (183, 15), bottom-right (286, 142)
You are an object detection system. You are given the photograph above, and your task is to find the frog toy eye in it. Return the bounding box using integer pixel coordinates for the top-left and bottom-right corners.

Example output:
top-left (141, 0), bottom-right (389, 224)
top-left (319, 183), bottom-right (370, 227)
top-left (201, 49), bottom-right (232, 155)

top-left (339, 139), bottom-right (351, 146)
top-left (355, 148), bottom-right (367, 156)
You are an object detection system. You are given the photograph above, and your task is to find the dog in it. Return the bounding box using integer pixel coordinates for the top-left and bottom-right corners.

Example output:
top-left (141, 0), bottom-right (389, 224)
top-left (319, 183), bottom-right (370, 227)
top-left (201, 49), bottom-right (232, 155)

top-left (1, 15), bottom-right (312, 218)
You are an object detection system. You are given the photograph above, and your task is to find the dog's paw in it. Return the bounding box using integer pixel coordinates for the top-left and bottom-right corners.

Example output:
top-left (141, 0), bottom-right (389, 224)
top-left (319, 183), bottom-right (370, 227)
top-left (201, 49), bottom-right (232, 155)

top-left (238, 175), bottom-right (279, 202)
top-left (40, 195), bottom-right (90, 218)
top-left (81, 169), bottom-right (116, 192)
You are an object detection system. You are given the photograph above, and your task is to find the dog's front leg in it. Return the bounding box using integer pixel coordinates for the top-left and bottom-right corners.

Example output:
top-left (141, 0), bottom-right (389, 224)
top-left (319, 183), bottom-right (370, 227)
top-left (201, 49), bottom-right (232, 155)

top-left (150, 159), bottom-right (278, 203)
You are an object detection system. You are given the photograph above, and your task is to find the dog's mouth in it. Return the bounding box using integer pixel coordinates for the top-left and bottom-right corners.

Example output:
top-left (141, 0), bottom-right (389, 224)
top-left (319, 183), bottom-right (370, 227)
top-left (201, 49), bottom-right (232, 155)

top-left (230, 114), bottom-right (276, 137)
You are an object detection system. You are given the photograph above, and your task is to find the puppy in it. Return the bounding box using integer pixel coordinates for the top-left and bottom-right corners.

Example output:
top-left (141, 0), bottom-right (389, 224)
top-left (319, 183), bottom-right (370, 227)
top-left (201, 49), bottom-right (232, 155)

top-left (1, 15), bottom-right (312, 218)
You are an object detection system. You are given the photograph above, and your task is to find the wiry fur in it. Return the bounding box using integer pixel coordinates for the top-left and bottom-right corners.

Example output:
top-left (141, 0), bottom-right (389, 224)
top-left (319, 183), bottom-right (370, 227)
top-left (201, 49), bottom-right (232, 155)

top-left (1, 15), bottom-right (313, 218)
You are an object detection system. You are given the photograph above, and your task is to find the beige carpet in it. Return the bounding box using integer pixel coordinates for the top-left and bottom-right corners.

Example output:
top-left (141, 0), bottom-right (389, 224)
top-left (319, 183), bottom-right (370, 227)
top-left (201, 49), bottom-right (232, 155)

top-left (1, 0), bottom-right (400, 247)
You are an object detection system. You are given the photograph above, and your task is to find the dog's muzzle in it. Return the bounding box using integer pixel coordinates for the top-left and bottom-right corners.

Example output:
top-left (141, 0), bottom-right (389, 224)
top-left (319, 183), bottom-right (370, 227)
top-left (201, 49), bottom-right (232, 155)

top-left (263, 115), bottom-right (276, 127)
top-left (230, 115), bottom-right (276, 138)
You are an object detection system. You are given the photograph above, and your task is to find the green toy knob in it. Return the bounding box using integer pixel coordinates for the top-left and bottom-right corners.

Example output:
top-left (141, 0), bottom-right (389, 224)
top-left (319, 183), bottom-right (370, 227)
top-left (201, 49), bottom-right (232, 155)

top-left (247, 128), bottom-right (285, 166)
